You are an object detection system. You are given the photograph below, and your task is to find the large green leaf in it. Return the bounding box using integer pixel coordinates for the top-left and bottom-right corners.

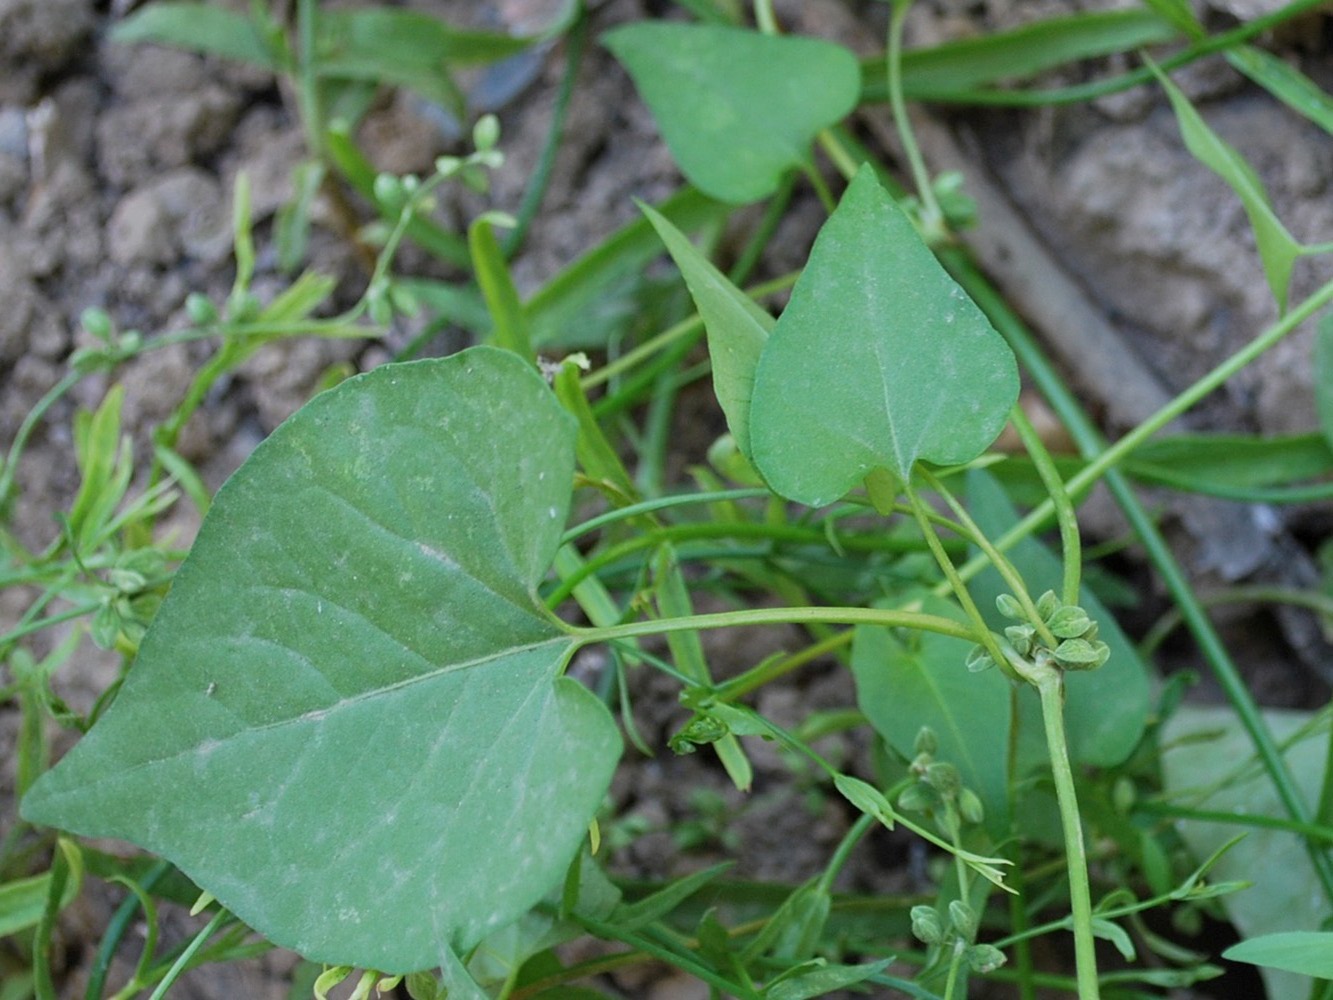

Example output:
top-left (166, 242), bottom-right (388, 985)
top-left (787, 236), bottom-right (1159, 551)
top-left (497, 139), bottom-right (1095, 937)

top-left (22, 348), bottom-right (621, 973)
top-left (851, 595), bottom-right (1012, 837)
top-left (642, 203), bottom-right (773, 457)
top-left (1162, 706), bottom-right (1330, 1000)
top-left (966, 470), bottom-right (1150, 768)
top-left (750, 168), bottom-right (1019, 507)
top-left (603, 23), bottom-right (859, 204)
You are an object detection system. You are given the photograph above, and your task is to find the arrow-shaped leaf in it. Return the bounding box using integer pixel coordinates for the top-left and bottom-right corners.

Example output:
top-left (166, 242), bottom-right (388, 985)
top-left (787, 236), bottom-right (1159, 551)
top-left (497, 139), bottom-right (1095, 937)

top-left (23, 347), bottom-right (621, 973)
top-left (750, 167), bottom-right (1019, 507)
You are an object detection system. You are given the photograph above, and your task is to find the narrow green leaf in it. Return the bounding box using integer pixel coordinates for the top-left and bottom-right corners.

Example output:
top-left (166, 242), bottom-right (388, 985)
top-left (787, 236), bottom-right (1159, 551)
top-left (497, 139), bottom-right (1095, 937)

top-left (394, 279), bottom-right (490, 334)
top-left (1131, 432), bottom-right (1333, 491)
top-left (652, 546), bottom-right (752, 791)
top-left (319, 8), bottom-right (534, 67)
top-left (22, 348), bottom-right (621, 973)
top-left (275, 161), bottom-right (326, 273)
top-left (470, 219), bottom-right (534, 362)
top-left (1224, 931), bottom-right (1333, 979)
top-left (1227, 46), bottom-right (1333, 136)
top-left (891, 9), bottom-right (1179, 98)
top-left (642, 203), bottom-right (772, 457)
top-left (833, 774), bottom-right (895, 829)
top-left (1317, 313), bottom-right (1333, 450)
top-left (112, 2), bottom-right (281, 69)
top-left (316, 9), bottom-right (530, 110)
top-left (966, 469), bottom-right (1150, 768)
top-left (0, 869), bottom-right (79, 938)
top-left (764, 959), bottom-right (892, 1000)
top-left (604, 23), bottom-right (859, 204)
top-left (750, 168), bottom-right (1019, 506)
top-left (851, 594), bottom-right (1012, 838)
top-left (1148, 57), bottom-right (1303, 311)
top-left (552, 364), bottom-right (635, 497)
top-left (612, 862), bottom-right (735, 932)
top-left (1136, 0), bottom-right (1202, 37)
top-left (68, 386), bottom-right (128, 552)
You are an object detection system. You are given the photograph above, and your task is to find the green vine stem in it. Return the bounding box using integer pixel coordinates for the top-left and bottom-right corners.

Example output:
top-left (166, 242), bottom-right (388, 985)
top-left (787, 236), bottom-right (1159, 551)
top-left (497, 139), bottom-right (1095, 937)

top-left (886, 0), bottom-right (945, 237)
top-left (1025, 662), bottom-right (1100, 999)
top-left (903, 480), bottom-right (1010, 670)
top-left (578, 605), bottom-right (980, 648)
top-left (915, 468), bottom-right (1057, 650)
top-left (1006, 404), bottom-right (1082, 606)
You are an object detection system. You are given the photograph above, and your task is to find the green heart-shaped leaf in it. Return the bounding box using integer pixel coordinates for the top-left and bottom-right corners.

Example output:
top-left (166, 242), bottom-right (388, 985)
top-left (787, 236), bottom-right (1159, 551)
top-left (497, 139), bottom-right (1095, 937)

top-left (22, 348), bottom-right (620, 973)
top-left (750, 167), bottom-right (1020, 507)
top-left (603, 23), bottom-right (860, 204)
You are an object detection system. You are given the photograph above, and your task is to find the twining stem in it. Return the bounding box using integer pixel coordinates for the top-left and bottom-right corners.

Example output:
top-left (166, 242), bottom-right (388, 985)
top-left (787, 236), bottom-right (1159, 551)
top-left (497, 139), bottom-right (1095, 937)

top-left (1007, 404), bottom-right (1082, 606)
top-left (886, 0), bottom-right (945, 236)
top-left (903, 482), bottom-right (1009, 669)
top-left (577, 606), bottom-right (980, 647)
top-left (1031, 666), bottom-right (1100, 1000)
top-left (916, 468), bottom-right (1056, 650)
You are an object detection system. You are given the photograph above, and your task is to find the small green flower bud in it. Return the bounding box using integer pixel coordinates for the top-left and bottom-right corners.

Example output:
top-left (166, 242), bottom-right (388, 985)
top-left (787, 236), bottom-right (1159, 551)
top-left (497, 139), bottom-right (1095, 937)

top-left (967, 943), bottom-right (1006, 973)
top-left (106, 568), bottom-right (147, 593)
top-left (1004, 624), bottom-right (1035, 657)
top-left (948, 900), bottom-right (977, 940)
top-left (1048, 605), bottom-right (1093, 639)
top-left (185, 293), bottom-right (217, 325)
top-left (1055, 638), bottom-right (1111, 671)
top-left (373, 172), bottom-right (403, 206)
top-left (1054, 638), bottom-right (1101, 666)
top-left (434, 154), bottom-right (462, 177)
top-left (1036, 590), bottom-right (1061, 620)
top-left (910, 905), bottom-right (944, 946)
top-left (81, 306), bottom-right (114, 341)
top-left (472, 113), bottom-right (500, 151)
top-left (914, 726), bottom-right (938, 756)
top-left (925, 761), bottom-right (961, 798)
top-left (91, 601), bottom-right (121, 650)
top-left (1112, 776), bottom-right (1135, 814)
top-left (965, 644), bottom-right (995, 673)
top-left (958, 787), bottom-right (985, 825)
top-left (995, 593), bottom-right (1024, 620)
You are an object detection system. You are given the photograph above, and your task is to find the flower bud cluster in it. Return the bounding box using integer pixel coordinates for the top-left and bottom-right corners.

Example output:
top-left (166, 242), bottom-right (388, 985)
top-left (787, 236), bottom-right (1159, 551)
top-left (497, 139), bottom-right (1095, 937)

top-left (967, 590), bottom-right (1110, 677)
